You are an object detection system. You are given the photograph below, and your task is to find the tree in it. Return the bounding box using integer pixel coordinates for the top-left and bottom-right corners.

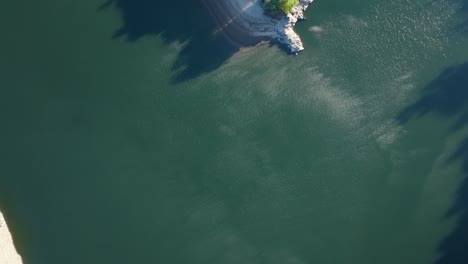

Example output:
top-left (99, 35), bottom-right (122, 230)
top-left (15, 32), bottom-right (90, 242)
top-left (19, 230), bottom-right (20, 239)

top-left (262, 0), bottom-right (299, 14)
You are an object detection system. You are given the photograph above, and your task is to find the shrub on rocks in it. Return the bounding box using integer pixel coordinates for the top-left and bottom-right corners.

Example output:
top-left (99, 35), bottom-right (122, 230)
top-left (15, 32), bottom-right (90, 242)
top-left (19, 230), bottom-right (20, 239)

top-left (262, 0), bottom-right (299, 14)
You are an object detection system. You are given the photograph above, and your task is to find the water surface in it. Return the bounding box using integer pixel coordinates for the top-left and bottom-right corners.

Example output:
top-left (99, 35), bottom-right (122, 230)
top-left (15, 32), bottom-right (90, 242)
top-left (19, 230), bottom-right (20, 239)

top-left (1, 0), bottom-right (468, 263)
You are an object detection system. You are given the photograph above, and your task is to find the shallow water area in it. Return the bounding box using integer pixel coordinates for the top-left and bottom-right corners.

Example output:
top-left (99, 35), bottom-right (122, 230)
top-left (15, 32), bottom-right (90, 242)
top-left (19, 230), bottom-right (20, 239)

top-left (1, 0), bottom-right (468, 263)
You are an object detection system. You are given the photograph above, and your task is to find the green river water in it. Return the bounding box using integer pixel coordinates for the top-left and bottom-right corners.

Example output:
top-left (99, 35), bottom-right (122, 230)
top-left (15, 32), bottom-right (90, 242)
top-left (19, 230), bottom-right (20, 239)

top-left (1, 0), bottom-right (468, 263)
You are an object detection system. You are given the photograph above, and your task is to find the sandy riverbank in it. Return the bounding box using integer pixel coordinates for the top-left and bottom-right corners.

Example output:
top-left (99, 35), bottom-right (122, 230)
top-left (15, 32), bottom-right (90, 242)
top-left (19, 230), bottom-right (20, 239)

top-left (0, 211), bottom-right (23, 264)
top-left (203, 0), bottom-right (314, 53)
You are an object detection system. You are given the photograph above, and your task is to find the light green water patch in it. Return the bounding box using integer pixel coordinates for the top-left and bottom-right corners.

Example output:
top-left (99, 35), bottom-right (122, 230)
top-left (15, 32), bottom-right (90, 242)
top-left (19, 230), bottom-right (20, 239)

top-left (0, 0), bottom-right (468, 263)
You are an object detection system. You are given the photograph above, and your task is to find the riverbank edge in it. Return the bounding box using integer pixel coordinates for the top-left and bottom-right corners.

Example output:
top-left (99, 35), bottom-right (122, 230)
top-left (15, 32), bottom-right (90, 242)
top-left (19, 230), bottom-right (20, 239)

top-left (0, 210), bottom-right (23, 264)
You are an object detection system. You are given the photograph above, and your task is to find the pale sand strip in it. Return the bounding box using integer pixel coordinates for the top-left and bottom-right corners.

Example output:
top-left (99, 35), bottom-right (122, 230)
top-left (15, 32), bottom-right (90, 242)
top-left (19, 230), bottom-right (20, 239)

top-left (0, 211), bottom-right (23, 264)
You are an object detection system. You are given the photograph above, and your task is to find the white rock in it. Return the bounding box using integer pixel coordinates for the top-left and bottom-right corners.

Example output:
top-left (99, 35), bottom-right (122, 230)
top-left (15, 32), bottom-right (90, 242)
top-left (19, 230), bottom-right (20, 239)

top-left (206, 0), bottom-right (314, 53)
top-left (275, 0), bottom-right (315, 53)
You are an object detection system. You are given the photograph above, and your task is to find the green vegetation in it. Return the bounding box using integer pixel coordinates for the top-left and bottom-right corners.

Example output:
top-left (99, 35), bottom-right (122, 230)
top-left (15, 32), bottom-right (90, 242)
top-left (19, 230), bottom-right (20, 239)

top-left (261, 0), bottom-right (299, 14)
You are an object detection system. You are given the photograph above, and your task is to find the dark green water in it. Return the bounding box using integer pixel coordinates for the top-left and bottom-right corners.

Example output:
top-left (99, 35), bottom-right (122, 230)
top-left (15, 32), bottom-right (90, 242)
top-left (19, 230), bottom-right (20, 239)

top-left (1, 0), bottom-right (468, 263)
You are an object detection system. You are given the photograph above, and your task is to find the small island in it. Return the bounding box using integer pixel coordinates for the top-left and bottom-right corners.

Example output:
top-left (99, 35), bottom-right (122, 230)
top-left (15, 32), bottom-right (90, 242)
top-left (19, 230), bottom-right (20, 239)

top-left (204, 0), bottom-right (314, 53)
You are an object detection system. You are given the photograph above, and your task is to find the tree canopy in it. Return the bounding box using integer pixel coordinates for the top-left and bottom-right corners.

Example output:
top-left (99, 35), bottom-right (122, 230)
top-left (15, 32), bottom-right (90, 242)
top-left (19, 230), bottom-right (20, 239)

top-left (261, 0), bottom-right (299, 14)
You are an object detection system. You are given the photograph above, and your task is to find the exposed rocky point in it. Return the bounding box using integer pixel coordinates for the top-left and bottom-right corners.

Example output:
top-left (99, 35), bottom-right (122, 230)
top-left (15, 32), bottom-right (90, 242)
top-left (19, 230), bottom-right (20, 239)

top-left (204, 0), bottom-right (314, 53)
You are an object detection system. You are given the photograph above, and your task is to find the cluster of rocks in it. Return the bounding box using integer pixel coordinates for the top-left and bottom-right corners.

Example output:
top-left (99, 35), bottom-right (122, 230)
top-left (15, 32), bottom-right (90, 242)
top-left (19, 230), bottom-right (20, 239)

top-left (204, 0), bottom-right (314, 53)
top-left (275, 0), bottom-right (315, 53)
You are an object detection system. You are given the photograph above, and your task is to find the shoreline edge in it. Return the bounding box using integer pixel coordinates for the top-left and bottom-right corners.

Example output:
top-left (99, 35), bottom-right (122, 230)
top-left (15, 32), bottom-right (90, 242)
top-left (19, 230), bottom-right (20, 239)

top-left (204, 0), bottom-right (314, 53)
top-left (0, 210), bottom-right (24, 264)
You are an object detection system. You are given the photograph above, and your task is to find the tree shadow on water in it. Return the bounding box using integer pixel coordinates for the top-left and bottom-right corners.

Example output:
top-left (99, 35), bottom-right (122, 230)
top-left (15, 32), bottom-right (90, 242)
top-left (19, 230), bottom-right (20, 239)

top-left (457, 0), bottom-right (468, 33)
top-left (99, 0), bottom-right (239, 82)
top-left (397, 63), bottom-right (468, 263)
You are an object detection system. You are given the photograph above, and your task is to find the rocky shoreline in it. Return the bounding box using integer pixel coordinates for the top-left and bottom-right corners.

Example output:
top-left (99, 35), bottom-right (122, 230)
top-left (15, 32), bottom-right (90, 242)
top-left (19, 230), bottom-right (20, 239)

top-left (204, 0), bottom-right (314, 53)
top-left (0, 211), bottom-right (23, 264)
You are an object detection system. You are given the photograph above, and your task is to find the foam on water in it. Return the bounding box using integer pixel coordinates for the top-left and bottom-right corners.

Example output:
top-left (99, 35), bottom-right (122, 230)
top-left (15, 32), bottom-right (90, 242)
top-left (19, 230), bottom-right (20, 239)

top-left (299, 0), bottom-right (459, 147)
top-left (309, 26), bottom-right (323, 33)
top-left (208, 0), bottom-right (459, 157)
top-left (182, 2), bottom-right (468, 260)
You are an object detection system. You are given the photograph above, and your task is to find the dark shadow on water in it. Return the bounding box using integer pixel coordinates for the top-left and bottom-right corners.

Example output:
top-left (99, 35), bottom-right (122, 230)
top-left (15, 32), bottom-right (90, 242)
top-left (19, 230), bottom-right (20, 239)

top-left (101, 0), bottom-right (239, 82)
top-left (398, 64), bottom-right (468, 129)
top-left (457, 0), bottom-right (468, 33)
top-left (462, 0), bottom-right (468, 12)
top-left (397, 63), bottom-right (468, 264)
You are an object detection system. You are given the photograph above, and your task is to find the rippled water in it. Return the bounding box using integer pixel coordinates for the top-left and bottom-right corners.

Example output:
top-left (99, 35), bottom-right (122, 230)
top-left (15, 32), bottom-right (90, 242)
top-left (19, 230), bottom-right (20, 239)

top-left (1, 0), bottom-right (468, 263)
